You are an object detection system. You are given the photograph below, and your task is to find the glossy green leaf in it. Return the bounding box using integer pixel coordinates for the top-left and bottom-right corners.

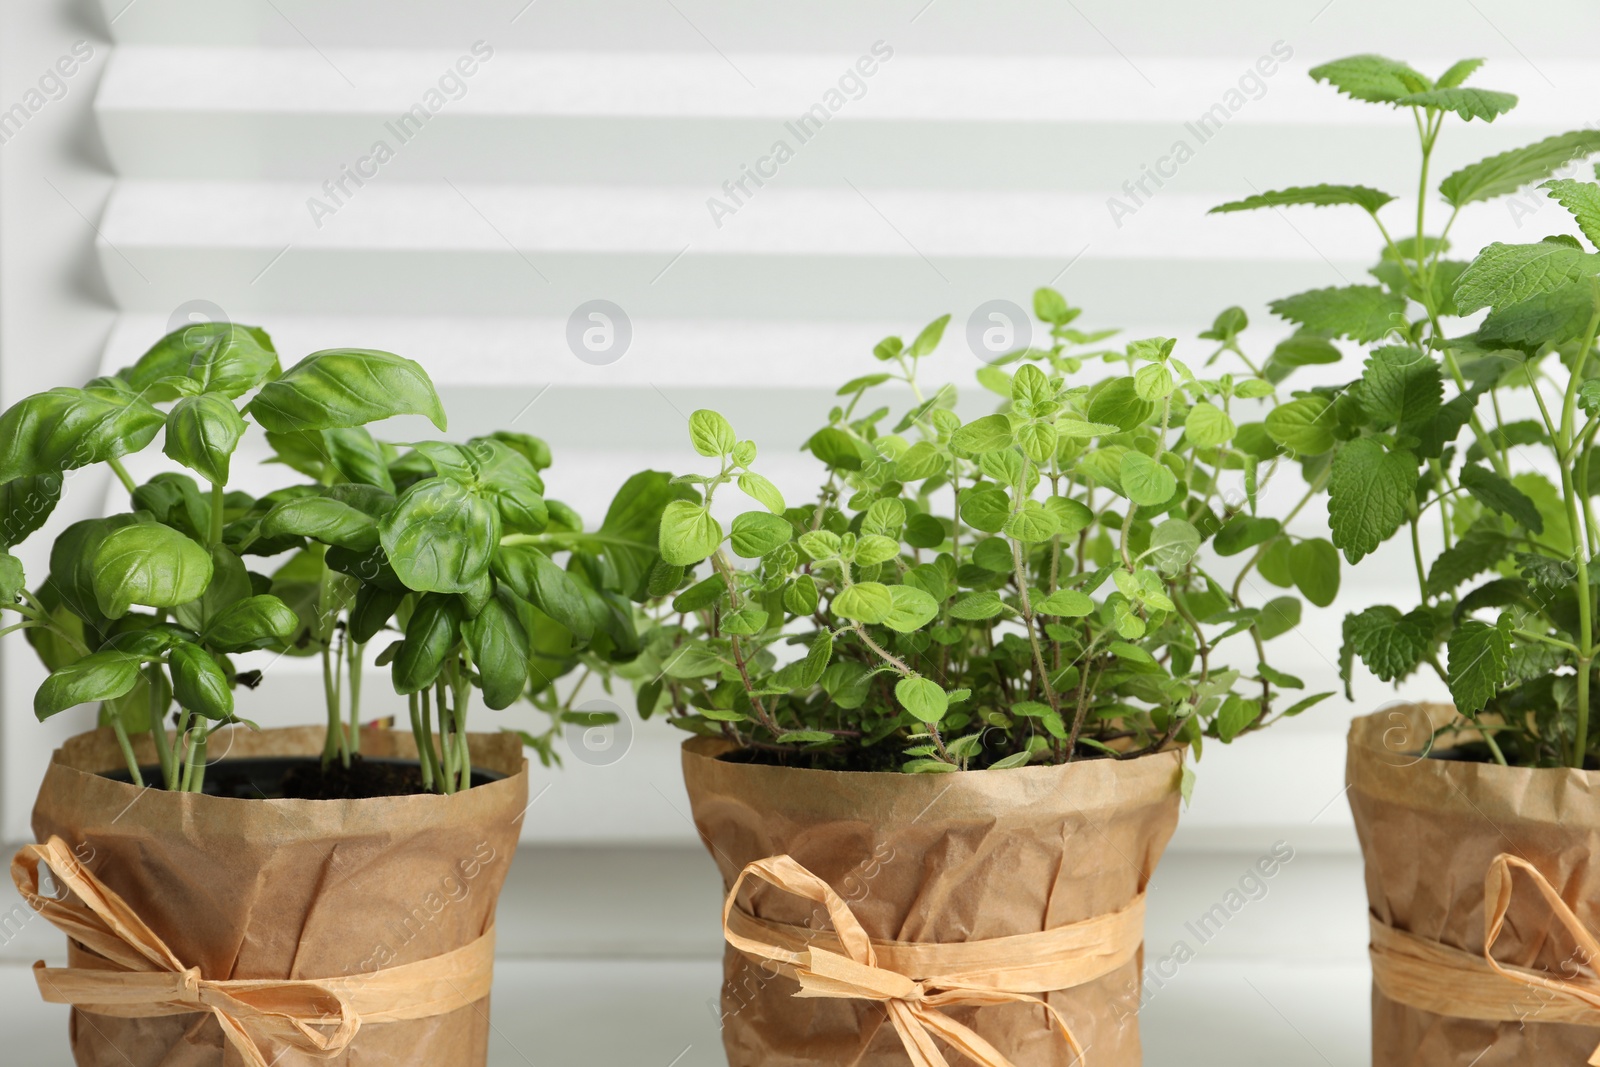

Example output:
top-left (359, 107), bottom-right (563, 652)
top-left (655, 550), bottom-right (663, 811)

top-left (92, 524), bottom-right (214, 619)
top-left (203, 594), bottom-right (299, 652)
top-left (0, 386), bottom-right (164, 484)
top-left (168, 641), bottom-right (233, 720)
top-left (247, 349), bottom-right (446, 433)
top-left (393, 593), bottom-right (463, 694)
top-left (380, 477), bottom-right (498, 593)
top-left (464, 592), bottom-right (531, 710)
top-left (34, 650), bottom-right (144, 720)
top-left (163, 394), bottom-right (246, 486)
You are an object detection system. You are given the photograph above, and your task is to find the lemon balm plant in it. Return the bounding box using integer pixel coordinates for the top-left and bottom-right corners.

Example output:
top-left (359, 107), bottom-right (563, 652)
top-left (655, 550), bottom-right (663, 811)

top-left (1211, 55), bottom-right (1600, 768)
top-left (628, 293), bottom-right (1335, 779)
top-left (1216, 55), bottom-right (1600, 1067)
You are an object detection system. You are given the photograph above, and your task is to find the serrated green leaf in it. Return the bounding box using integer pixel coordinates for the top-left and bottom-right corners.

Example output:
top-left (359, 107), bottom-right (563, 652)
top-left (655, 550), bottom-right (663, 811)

top-left (1395, 87), bottom-right (1517, 121)
top-left (1440, 131), bottom-right (1600, 208)
top-left (1459, 465), bottom-right (1543, 533)
top-left (1358, 346), bottom-right (1442, 429)
top-left (1543, 179), bottom-right (1600, 249)
top-left (1454, 241), bottom-right (1600, 314)
top-left (1344, 605), bottom-right (1434, 682)
top-left (1210, 184), bottom-right (1395, 214)
top-left (883, 585), bottom-right (939, 633)
top-left (1447, 618), bottom-right (1510, 714)
top-left (1328, 439), bottom-right (1416, 564)
top-left (1309, 54), bottom-right (1431, 104)
top-left (1269, 285), bottom-right (1406, 343)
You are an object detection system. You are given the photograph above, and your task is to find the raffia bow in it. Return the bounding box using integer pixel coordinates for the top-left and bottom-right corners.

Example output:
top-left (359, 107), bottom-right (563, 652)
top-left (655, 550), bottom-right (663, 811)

top-left (722, 854), bottom-right (1148, 1067)
top-left (13, 836), bottom-right (496, 1067)
top-left (1370, 852), bottom-right (1600, 1064)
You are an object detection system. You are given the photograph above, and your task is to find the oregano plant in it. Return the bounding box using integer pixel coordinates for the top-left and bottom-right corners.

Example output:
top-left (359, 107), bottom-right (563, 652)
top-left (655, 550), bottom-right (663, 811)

top-left (1212, 54), bottom-right (1600, 767)
top-left (623, 294), bottom-right (1334, 782)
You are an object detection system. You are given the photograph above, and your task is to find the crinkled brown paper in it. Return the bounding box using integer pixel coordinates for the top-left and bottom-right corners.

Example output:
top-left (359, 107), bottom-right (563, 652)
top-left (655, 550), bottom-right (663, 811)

top-left (1348, 703), bottom-right (1600, 1065)
top-left (682, 737), bottom-right (1182, 1066)
top-left (30, 725), bottom-right (527, 1067)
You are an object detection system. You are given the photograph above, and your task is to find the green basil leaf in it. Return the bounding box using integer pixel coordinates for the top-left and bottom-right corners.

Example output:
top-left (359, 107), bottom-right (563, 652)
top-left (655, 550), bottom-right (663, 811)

top-left (349, 584), bottom-right (406, 644)
top-left (260, 496), bottom-right (380, 552)
top-left (92, 523), bottom-right (214, 619)
top-left (119, 323), bottom-right (278, 401)
top-left (464, 591), bottom-right (531, 710)
top-left (163, 394), bottom-right (246, 486)
top-left (392, 593), bottom-right (463, 694)
top-left (202, 594), bottom-right (299, 652)
top-left (0, 386), bottom-right (164, 484)
top-left (34, 650), bottom-right (145, 720)
top-left (380, 477), bottom-right (499, 593)
top-left (247, 349), bottom-right (446, 433)
top-left (168, 641), bottom-right (234, 720)
top-left (491, 544), bottom-right (595, 641)
top-left (0, 474), bottom-right (61, 550)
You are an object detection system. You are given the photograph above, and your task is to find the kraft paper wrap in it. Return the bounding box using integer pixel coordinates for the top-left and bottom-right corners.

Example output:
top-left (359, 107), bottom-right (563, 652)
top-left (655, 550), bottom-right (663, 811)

top-left (1348, 704), bottom-right (1600, 1065)
top-left (682, 737), bottom-right (1183, 1066)
top-left (29, 725), bottom-right (528, 1067)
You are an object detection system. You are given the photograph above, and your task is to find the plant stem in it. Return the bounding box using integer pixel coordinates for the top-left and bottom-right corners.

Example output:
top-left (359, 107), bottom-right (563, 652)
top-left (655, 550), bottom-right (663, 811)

top-left (411, 692), bottom-right (435, 791)
top-left (110, 716), bottom-right (144, 788)
top-left (208, 480), bottom-right (225, 547)
top-left (107, 457), bottom-right (138, 497)
top-left (147, 665), bottom-right (175, 788)
top-left (348, 639), bottom-right (364, 754)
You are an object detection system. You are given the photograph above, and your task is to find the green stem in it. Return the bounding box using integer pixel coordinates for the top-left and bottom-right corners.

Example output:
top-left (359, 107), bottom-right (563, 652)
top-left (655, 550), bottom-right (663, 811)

top-left (411, 692), bottom-right (435, 791)
top-left (208, 480), bottom-right (225, 547)
top-left (110, 716), bottom-right (144, 788)
top-left (147, 665), bottom-right (175, 788)
top-left (348, 639), bottom-right (364, 755)
top-left (107, 457), bottom-right (138, 497)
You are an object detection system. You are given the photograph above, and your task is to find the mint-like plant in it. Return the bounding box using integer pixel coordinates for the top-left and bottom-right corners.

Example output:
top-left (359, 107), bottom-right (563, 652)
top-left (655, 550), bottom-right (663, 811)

top-left (1211, 55), bottom-right (1600, 767)
top-left (624, 296), bottom-right (1332, 778)
top-left (0, 325), bottom-right (666, 793)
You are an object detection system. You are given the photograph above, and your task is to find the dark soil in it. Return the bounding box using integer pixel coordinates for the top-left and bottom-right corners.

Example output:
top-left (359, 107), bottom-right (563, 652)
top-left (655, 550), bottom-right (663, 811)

top-left (1429, 742), bottom-right (1600, 770)
top-left (720, 743), bottom-right (1115, 773)
top-left (102, 755), bottom-right (502, 799)
top-left (279, 756), bottom-right (428, 799)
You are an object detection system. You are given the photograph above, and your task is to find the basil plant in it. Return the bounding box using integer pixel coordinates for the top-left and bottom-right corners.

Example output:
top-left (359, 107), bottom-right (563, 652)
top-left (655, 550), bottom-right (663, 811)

top-left (0, 324), bottom-right (663, 793)
top-left (620, 295), bottom-right (1334, 780)
top-left (1212, 54), bottom-right (1600, 768)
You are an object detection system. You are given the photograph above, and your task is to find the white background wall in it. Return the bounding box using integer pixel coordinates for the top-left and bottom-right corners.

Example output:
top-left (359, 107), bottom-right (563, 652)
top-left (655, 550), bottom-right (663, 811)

top-left (3, 2), bottom-right (1598, 1063)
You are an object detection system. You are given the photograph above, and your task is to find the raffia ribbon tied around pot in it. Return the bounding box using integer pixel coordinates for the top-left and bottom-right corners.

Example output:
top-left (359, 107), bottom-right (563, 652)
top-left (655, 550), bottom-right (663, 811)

top-left (1370, 852), bottom-right (1600, 1064)
top-left (722, 854), bottom-right (1148, 1067)
top-left (12, 836), bottom-right (496, 1067)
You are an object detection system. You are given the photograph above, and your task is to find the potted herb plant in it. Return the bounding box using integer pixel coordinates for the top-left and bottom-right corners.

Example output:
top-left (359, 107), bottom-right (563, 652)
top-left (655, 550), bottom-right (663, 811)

top-left (0, 323), bottom-right (664, 1066)
top-left (1210, 54), bottom-right (1600, 1066)
top-left (621, 298), bottom-right (1332, 1065)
